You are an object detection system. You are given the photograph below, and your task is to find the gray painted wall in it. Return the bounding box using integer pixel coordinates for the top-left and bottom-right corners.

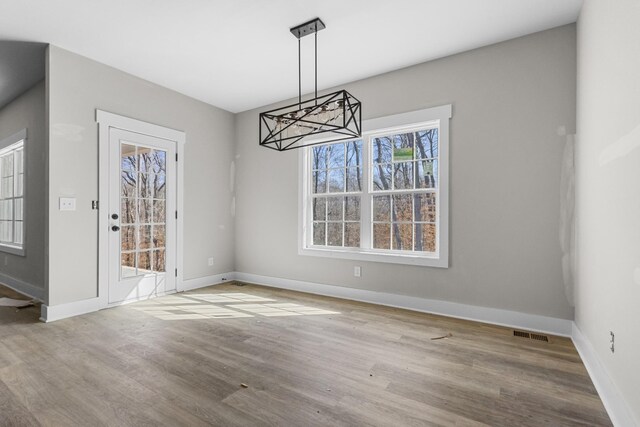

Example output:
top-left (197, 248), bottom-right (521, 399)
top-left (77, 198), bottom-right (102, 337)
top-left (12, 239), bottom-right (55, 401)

top-left (0, 80), bottom-right (46, 298)
top-left (234, 25), bottom-right (577, 320)
top-left (576, 1), bottom-right (640, 422)
top-left (47, 46), bottom-right (236, 306)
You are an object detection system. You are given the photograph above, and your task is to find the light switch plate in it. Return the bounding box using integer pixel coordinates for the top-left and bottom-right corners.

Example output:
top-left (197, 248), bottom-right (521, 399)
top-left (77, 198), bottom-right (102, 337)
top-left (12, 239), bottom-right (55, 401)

top-left (59, 197), bottom-right (76, 211)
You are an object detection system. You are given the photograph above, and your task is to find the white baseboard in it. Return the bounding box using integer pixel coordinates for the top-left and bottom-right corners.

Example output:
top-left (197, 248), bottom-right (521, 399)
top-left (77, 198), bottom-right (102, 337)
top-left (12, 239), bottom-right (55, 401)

top-left (41, 297), bottom-right (100, 323)
top-left (40, 273), bottom-right (236, 322)
top-left (179, 272), bottom-right (235, 292)
top-left (571, 323), bottom-right (637, 427)
top-left (0, 271), bottom-right (45, 302)
top-left (234, 272), bottom-right (573, 337)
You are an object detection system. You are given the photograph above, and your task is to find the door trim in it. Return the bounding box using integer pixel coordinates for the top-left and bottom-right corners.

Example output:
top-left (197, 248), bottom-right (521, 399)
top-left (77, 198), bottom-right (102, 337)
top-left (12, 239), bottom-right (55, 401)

top-left (96, 110), bottom-right (186, 309)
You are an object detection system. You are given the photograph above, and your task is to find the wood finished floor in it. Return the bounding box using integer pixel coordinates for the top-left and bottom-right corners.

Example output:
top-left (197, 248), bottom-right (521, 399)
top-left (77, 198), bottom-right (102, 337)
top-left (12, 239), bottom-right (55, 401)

top-left (0, 282), bottom-right (611, 426)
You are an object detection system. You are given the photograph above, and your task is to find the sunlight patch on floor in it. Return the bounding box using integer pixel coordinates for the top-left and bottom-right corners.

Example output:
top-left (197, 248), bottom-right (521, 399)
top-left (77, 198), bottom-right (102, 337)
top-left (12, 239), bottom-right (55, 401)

top-left (130, 292), bottom-right (339, 320)
top-left (186, 293), bottom-right (276, 303)
top-left (226, 303), bottom-right (339, 317)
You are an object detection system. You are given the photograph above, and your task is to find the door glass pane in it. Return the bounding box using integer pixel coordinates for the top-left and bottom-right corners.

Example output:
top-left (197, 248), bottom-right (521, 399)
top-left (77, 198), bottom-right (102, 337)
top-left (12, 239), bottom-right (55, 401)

top-left (121, 198), bottom-right (136, 224)
top-left (120, 142), bottom-right (169, 279)
top-left (137, 251), bottom-right (151, 272)
top-left (138, 147), bottom-right (152, 172)
top-left (153, 249), bottom-right (165, 272)
top-left (152, 173), bottom-right (166, 199)
top-left (121, 225), bottom-right (136, 252)
top-left (153, 200), bottom-right (165, 223)
top-left (139, 225), bottom-right (152, 249)
top-left (139, 199), bottom-right (151, 224)
top-left (121, 252), bottom-right (136, 277)
top-left (153, 225), bottom-right (166, 249)
top-left (138, 173), bottom-right (151, 198)
top-left (121, 144), bottom-right (136, 169)
top-left (151, 150), bottom-right (166, 174)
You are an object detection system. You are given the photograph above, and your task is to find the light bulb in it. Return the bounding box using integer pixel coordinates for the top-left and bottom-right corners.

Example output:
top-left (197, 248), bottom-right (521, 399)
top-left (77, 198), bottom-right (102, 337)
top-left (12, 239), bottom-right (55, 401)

top-left (333, 100), bottom-right (344, 124)
top-left (319, 106), bottom-right (330, 123)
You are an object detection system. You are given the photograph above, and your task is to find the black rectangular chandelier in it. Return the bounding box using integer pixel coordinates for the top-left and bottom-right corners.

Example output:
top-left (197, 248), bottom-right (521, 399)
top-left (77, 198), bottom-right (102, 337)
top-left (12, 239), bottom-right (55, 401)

top-left (259, 18), bottom-right (362, 151)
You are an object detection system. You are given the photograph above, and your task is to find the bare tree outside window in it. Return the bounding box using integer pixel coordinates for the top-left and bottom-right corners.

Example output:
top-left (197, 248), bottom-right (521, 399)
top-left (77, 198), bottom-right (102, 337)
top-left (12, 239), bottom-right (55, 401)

top-left (372, 128), bottom-right (438, 252)
top-left (120, 144), bottom-right (167, 277)
top-left (307, 125), bottom-right (439, 255)
top-left (312, 140), bottom-right (362, 248)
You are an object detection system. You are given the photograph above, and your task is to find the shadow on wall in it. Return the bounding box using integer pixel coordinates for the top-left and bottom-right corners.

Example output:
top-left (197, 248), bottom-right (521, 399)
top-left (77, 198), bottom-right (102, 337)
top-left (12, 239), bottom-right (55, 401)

top-left (0, 41), bottom-right (46, 110)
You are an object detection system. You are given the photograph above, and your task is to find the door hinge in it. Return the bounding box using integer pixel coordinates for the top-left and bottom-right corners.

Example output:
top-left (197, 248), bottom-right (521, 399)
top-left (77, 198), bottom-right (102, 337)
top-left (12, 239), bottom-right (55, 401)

top-left (91, 200), bottom-right (99, 210)
top-left (175, 153), bottom-right (178, 162)
top-left (175, 210), bottom-right (178, 219)
top-left (175, 268), bottom-right (178, 277)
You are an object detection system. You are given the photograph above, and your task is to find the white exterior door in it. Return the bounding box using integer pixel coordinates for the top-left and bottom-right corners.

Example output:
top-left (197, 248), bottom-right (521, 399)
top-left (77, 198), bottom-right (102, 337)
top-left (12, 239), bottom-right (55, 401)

top-left (108, 128), bottom-right (177, 304)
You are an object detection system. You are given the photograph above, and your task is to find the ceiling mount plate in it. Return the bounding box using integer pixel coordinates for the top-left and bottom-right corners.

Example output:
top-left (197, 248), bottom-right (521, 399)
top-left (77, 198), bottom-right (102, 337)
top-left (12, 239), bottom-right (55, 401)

top-left (290, 18), bottom-right (326, 39)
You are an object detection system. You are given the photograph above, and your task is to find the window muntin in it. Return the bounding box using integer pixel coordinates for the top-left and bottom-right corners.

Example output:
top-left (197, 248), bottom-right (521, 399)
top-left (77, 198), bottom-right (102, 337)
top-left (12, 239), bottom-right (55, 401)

top-left (305, 124), bottom-right (440, 257)
top-left (370, 127), bottom-right (439, 253)
top-left (301, 105), bottom-right (450, 267)
top-left (0, 139), bottom-right (24, 251)
top-left (310, 140), bottom-right (363, 248)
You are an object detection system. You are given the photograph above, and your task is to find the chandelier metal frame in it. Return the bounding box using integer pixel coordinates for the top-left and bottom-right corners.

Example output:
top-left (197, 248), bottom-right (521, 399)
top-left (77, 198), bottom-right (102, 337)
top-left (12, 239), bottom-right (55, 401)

top-left (259, 18), bottom-right (362, 151)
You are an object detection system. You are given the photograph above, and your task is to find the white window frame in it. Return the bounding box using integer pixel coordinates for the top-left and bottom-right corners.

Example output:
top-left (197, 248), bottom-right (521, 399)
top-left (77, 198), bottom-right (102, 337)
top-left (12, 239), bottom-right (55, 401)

top-left (299, 104), bottom-right (451, 267)
top-left (0, 129), bottom-right (27, 256)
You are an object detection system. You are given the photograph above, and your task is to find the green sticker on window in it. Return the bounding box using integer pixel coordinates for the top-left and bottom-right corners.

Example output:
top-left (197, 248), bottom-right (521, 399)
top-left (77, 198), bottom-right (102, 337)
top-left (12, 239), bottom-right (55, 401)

top-left (393, 147), bottom-right (413, 161)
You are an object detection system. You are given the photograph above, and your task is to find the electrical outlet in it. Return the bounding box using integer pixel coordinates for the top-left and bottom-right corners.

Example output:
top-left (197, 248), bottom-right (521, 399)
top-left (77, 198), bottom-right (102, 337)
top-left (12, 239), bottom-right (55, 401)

top-left (354, 266), bottom-right (361, 277)
top-left (59, 197), bottom-right (76, 211)
top-left (610, 331), bottom-right (615, 353)
top-left (208, 257), bottom-right (214, 266)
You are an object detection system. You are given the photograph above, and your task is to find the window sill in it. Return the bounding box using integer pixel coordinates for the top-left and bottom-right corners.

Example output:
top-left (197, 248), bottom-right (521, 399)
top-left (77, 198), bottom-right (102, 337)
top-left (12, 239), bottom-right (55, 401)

top-left (0, 244), bottom-right (25, 257)
top-left (299, 246), bottom-right (448, 268)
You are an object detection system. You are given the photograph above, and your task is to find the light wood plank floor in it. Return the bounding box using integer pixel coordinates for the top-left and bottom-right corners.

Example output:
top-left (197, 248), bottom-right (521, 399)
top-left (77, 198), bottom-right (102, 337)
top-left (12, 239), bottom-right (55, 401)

top-left (0, 282), bottom-right (611, 426)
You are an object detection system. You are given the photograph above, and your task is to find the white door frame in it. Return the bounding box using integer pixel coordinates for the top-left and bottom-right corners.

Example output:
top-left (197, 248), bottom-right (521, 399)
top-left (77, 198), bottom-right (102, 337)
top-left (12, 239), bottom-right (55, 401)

top-left (96, 110), bottom-right (186, 309)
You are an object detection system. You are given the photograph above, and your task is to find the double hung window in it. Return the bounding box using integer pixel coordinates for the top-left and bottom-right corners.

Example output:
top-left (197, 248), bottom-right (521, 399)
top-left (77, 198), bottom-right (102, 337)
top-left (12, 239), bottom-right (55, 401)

top-left (301, 105), bottom-right (451, 267)
top-left (0, 129), bottom-right (26, 255)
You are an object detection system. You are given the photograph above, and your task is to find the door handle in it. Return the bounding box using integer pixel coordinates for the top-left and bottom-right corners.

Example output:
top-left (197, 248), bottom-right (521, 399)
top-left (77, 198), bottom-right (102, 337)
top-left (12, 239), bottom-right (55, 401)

top-left (111, 225), bottom-right (120, 232)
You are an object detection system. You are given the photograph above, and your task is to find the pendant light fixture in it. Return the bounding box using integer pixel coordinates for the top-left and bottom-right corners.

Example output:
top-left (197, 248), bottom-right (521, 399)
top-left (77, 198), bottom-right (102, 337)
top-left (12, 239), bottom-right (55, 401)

top-left (259, 18), bottom-right (362, 151)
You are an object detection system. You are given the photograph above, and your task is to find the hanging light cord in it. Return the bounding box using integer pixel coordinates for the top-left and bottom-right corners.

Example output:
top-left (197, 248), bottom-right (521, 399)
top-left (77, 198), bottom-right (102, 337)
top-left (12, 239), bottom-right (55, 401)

top-left (295, 22), bottom-right (319, 109)
top-left (298, 38), bottom-right (302, 108)
top-left (315, 23), bottom-right (318, 104)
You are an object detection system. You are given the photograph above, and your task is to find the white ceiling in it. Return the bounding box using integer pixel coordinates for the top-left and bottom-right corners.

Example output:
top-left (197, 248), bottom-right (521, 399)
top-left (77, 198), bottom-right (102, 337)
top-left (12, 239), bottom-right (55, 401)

top-left (0, 0), bottom-right (582, 113)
